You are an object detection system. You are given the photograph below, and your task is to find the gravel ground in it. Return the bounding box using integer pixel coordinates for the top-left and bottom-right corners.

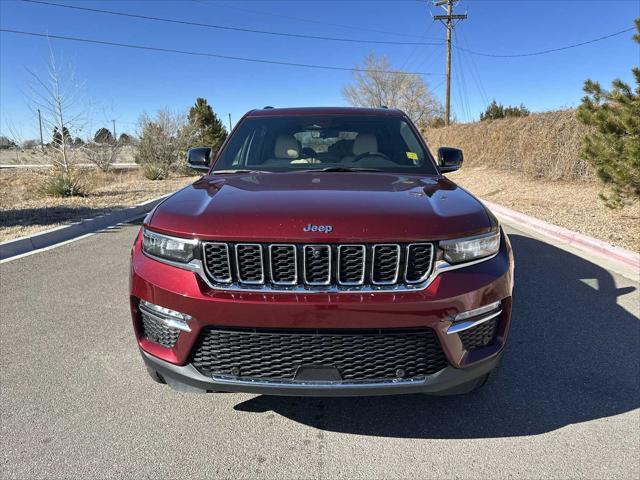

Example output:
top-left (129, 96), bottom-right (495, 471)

top-left (452, 167), bottom-right (640, 252)
top-left (0, 169), bottom-right (197, 241)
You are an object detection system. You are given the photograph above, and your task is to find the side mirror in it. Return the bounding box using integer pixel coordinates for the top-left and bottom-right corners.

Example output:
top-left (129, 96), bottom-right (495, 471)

top-left (437, 147), bottom-right (463, 173)
top-left (187, 147), bottom-right (215, 172)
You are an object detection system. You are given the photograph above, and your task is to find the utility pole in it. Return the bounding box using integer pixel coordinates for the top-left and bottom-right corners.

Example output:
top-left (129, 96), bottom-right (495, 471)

top-left (228, 113), bottom-right (232, 132)
top-left (433, 0), bottom-right (467, 126)
top-left (112, 119), bottom-right (116, 141)
top-left (37, 108), bottom-right (44, 151)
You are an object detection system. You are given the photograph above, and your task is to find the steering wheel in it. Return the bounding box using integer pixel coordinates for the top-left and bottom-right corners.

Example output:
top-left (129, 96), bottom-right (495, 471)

top-left (351, 151), bottom-right (391, 162)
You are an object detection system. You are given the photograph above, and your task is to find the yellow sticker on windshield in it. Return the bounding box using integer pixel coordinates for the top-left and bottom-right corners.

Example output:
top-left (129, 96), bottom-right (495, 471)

top-left (406, 152), bottom-right (418, 160)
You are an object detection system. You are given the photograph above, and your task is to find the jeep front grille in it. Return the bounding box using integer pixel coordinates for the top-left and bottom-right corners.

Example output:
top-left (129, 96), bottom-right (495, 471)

top-left (202, 242), bottom-right (434, 291)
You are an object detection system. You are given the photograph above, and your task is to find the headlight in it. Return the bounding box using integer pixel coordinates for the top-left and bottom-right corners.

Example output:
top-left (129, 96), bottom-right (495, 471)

top-left (439, 230), bottom-right (500, 264)
top-left (142, 228), bottom-right (198, 263)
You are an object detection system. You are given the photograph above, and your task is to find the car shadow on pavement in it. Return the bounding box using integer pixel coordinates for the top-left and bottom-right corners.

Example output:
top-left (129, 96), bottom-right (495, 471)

top-left (234, 234), bottom-right (639, 439)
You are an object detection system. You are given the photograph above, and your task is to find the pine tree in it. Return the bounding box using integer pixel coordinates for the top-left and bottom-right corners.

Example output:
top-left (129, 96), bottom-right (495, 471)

top-left (576, 19), bottom-right (640, 207)
top-left (118, 133), bottom-right (132, 145)
top-left (52, 126), bottom-right (71, 146)
top-left (188, 97), bottom-right (227, 150)
top-left (94, 128), bottom-right (114, 144)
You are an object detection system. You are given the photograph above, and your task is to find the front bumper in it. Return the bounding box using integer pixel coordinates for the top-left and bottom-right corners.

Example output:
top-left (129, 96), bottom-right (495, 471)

top-left (141, 348), bottom-right (503, 396)
top-left (130, 229), bottom-right (514, 395)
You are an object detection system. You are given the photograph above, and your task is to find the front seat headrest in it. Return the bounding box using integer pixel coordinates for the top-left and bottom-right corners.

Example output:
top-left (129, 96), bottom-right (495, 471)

top-left (353, 133), bottom-right (378, 156)
top-left (274, 135), bottom-right (299, 159)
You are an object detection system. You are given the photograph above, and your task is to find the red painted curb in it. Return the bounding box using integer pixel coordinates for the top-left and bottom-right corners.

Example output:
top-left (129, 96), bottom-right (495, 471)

top-left (482, 199), bottom-right (640, 272)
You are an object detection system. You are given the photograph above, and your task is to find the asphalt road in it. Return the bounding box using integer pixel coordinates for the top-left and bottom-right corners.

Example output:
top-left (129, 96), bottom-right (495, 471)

top-left (1, 222), bottom-right (638, 479)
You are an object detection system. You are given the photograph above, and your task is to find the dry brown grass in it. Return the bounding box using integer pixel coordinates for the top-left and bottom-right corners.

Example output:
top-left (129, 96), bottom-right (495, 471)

top-left (451, 167), bottom-right (640, 252)
top-left (0, 145), bottom-right (137, 165)
top-left (423, 110), bottom-right (593, 180)
top-left (0, 168), bottom-right (198, 241)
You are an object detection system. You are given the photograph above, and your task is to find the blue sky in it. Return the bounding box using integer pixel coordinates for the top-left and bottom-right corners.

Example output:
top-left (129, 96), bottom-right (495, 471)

top-left (1, 0), bottom-right (638, 141)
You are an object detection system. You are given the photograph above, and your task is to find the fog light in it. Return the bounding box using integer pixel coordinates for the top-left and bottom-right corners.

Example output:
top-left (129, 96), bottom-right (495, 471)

top-left (139, 300), bottom-right (192, 332)
top-left (447, 301), bottom-right (502, 335)
top-left (454, 301), bottom-right (501, 322)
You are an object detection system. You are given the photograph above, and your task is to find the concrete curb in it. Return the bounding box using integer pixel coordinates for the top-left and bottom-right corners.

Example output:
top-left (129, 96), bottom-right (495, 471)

top-left (0, 163), bottom-right (139, 169)
top-left (483, 199), bottom-right (640, 271)
top-left (0, 194), bottom-right (168, 260)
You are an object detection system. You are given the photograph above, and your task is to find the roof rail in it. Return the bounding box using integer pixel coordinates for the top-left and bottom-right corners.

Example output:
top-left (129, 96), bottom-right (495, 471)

top-left (263, 106), bottom-right (274, 109)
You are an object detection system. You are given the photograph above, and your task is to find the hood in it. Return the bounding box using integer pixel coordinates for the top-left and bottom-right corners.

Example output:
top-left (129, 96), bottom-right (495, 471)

top-left (148, 172), bottom-right (491, 242)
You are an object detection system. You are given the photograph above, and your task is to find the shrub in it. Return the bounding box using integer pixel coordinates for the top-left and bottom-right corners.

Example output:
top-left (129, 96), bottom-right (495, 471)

top-left (83, 141), bottom-right (122, 172)
top-left (142, 163), bottom-right (169, 181)
top-left (173, 159), bottom-right (196, 176)
top-left (41, 171), bottom-right (84, 197)
top-left (0, 136), bottom-right (17, 149)
top-left (135, 109), bottom-right (195, 179)
top-left (22, 139), bottom-right (39, 149)
top-left (480, 100), bottom-right (530, 121)
top-left (576, 19), bottom-right (640, 207)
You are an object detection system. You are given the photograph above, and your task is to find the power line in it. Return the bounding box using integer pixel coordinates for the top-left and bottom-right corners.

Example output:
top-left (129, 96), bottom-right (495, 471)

top-left (431, 78), bottom-right (447, 92)
top-left (454, 26), bottom-right (635, 57)
top-left (192, 0), bottom-right (432, 40)
top-left (21, 0), bottom-right (634, 58)
top-left (22, 0), bottom-right (444, 46)
top-left (0, 29), bottom-right (444, 76)
top-left (400, 18), bottom-right (437, 70)
top-left (456, 28), bottom-right (490, 108)
top-left (455, 43), bottom-right (467, 120)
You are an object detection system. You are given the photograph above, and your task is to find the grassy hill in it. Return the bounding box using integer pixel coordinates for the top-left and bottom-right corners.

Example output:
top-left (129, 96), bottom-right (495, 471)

top-left (422, 110), bottom-right (592, 181)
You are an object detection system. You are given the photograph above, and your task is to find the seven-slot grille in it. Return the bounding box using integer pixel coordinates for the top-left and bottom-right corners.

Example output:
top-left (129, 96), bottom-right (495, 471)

top-left (202, 242), bottom-right (434, 290)
top-left (191, 328), bottom-right (448, 381)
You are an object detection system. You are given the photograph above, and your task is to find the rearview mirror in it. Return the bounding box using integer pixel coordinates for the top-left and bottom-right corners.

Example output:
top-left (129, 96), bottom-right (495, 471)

top-left (437, 147), bottom-right (463, 173)
top-left (187, 147), bottom-right (214, 172)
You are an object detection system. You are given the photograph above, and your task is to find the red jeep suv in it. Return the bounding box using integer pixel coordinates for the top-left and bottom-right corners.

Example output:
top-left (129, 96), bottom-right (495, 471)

top-left (130, 107), bottom-right (514, 396)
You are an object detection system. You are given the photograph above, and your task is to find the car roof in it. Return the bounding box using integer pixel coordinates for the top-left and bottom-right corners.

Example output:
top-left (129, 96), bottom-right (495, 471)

top-left (245, 106), bottom-right (406, 118)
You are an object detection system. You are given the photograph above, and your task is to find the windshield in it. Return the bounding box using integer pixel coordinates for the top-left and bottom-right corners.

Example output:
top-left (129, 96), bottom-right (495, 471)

top-left (212, 115), bottom-right (438, 174)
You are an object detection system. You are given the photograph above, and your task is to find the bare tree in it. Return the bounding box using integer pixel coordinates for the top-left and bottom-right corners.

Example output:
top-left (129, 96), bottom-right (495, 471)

top-left (83, 139), bottom-right (122, 172)
top-left (25, 49), bottom-right (89, 195)
top-left (343, 53), bottom-right (444, 128)
top-left (135, 109), bottom-right (196, 180)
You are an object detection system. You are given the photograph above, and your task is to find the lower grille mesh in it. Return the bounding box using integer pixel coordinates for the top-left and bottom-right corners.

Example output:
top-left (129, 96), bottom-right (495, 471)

top-left (140, 311), bottom-right (180, 348)
top-left (459, 317), bottom-right (499, 351)
top-left (191, 328), bottom-right (448, 382)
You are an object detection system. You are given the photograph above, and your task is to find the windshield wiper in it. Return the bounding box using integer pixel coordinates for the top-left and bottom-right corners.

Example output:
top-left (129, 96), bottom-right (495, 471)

top-left (299, 167), bottom-right (382, 173)
top-left (211, 169), bottom-right (269, 174)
